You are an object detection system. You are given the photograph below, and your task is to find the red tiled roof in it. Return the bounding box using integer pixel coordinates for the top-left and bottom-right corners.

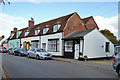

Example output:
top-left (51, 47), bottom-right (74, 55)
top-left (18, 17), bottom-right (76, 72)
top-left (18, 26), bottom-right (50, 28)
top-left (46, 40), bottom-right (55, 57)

top-left (27, 12), bottom-right (75, 37)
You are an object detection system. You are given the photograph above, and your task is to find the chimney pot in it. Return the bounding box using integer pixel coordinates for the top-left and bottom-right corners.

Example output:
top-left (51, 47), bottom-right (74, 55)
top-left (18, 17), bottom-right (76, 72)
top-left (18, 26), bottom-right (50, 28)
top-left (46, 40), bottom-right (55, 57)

top-left (14, 27), bottom-right (17, 32)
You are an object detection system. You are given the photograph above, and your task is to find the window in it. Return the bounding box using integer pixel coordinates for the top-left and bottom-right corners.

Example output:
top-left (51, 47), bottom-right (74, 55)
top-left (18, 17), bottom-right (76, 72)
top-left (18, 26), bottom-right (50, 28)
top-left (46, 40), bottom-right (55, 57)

top-left (65, 41), bottom-right (73, 52)
top-left (105, 42), bottom-right (110, 52)
top-left (10, 33), bottom-right (14, 39)
top-left (31, 42), bottom-right (39, 48)
top-left (43, 28), bottom-right (49, 34)
top-left (42, 43), bottom-right (46, 50)
top-left (24, 31), bottom-right (29, 36)
top-left (53, 24), bottom-right (61, 32)
top-left (48, 40), bottom-right (59, 52)
top-left (16, 31), bottom-right (22, 38)
top-left (17, 42), bottom-right (19, 47)
top-left (30, 49), bottom-right (35, 52)
top-left (35, 29), bottom-right (40, 35)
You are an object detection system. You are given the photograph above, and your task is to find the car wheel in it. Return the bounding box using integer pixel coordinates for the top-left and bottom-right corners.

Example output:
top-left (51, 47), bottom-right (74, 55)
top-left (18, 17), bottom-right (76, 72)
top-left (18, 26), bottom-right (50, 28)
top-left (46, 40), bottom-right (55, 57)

top-left (27, 53), bottom-right (30, 58)
top-left (14, 53), bottom-right (16, 56)
top-left (19, 53), bottom-right (22, 56)
top-left (36, 55), bottom-right (40, 60)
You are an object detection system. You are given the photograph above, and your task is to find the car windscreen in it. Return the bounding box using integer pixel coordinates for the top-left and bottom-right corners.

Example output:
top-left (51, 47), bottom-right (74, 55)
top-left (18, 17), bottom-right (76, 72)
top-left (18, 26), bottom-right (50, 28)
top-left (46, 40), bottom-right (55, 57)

top-left (2, 47), bottom-right (6, 49)
top-left (41, 49), bottom-right (46, 52)
top-left (21, 49), bottom-right (27, 51)
top-left (36, 49), bottom-right (41, 52)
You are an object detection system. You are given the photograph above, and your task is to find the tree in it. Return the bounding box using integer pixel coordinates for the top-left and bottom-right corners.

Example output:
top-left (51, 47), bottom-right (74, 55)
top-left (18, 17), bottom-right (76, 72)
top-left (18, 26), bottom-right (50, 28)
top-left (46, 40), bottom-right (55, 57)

top-left (118, 40), bottom-right (120, 45)
top-left (100, 29), bottom-right (118, 44)
top-left (0, 0), bottom-right (10, 5)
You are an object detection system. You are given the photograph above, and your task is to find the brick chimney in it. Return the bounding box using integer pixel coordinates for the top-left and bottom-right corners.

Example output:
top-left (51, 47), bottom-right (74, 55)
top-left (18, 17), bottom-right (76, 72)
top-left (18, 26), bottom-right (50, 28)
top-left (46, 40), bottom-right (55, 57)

top-left (2, 35), bottom-right (4, 39)
top-left (28, 17), bottom-right (34, 31)
top-left (11, 31), bottom-right (14, 33)
top-left (14, 27), bottom-right (17, 32)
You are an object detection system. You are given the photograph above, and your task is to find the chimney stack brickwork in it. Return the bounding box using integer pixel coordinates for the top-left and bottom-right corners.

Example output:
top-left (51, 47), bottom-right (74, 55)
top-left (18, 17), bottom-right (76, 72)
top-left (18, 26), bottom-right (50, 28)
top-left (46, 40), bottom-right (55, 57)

top-left (28, 18), bottom-right (34, 31)
top-left (14, 27), bottom-right (17, 32)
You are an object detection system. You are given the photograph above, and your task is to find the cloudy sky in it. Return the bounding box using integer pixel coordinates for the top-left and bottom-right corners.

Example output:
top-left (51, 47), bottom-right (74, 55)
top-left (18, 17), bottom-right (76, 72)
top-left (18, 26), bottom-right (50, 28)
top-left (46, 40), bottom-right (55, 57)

top-left (0, 1), bottom-right (118, 40)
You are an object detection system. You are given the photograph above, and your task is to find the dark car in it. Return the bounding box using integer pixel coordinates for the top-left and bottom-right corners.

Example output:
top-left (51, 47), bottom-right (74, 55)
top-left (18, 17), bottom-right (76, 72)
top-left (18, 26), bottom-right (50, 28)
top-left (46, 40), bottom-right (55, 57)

top-left (8, 48), bottom-right (16, 55)
top-left (0, 47), bottom-right (7, 53)
top-left (19, 48), bottom-right (28, 56)
top-left (113, 52), bottom-right (120, 76)
top-left (14, 48), bottom-right (21, 56)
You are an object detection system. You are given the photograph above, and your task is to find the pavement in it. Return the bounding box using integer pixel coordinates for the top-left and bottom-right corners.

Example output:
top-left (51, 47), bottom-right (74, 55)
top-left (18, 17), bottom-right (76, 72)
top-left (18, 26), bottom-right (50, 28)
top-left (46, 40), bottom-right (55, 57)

top-left (53, 57), bottom-right (114, 71)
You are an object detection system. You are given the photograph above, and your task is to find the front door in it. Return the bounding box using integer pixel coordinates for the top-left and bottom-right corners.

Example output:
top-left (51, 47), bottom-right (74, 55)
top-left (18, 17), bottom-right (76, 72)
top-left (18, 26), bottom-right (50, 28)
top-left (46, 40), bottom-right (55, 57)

top-left (74, 44), bottom-right (79, 59)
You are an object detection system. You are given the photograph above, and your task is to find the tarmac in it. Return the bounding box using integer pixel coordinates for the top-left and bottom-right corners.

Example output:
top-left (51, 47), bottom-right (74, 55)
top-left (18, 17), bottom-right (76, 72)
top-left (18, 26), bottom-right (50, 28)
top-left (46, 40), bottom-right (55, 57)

top-left (53, 57), bottom-right (114, 71)
top-left (1, 57), bottom-right (115, 79)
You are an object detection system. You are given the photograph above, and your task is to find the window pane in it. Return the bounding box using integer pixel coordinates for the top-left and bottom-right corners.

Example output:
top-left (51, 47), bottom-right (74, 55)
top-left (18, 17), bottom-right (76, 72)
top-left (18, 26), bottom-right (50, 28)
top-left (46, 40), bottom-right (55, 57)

top-left (65, 41), bottom-right (73, 52)
top-left (48, 40), bottom-right (59, 52)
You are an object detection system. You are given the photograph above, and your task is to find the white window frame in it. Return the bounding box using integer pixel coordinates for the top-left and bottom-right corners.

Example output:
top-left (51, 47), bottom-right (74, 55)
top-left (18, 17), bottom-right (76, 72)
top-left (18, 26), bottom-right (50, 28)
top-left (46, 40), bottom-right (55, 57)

top-left (25, 31), bottom-right (29, 36)
top-left (43, 28), bottom-right (49, 34)
top-left (10, 33), bottom-right (14, 39)
top-left (48, 39), bottom-right (59, 52)
top-left (35, 29), bottom-right (40, 35)
top-left (65, 41), bottom-right (73, 52)
top-left (53, 24), bottom-right (61, 32)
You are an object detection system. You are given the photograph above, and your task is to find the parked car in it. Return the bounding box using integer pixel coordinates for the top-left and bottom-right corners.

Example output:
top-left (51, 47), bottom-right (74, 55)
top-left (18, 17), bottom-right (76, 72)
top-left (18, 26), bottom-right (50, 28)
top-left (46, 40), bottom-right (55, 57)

top-left (27, 48), bottom-right (52, 60)
top-left (14, 48), bottom-right (21, 56)
top-left (113, 52), bottom-right (120, 76)
top-left (19, 48), bottom-right (28, 56)
top-left (0, 47), bottom-right (7, 53)
top-left (8, 48), bottom-right (16, 55)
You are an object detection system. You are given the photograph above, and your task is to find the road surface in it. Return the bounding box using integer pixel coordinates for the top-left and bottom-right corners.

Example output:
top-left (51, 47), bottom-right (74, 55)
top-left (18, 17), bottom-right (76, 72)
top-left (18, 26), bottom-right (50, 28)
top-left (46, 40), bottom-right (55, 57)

top-left (2, 53), bottom-right (119, 78)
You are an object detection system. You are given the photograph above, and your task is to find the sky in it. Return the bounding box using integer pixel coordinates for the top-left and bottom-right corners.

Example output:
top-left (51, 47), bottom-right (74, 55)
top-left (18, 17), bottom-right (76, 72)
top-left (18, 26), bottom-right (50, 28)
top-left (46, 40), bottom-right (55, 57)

top-left (0, 1), bottom-right (119, 40)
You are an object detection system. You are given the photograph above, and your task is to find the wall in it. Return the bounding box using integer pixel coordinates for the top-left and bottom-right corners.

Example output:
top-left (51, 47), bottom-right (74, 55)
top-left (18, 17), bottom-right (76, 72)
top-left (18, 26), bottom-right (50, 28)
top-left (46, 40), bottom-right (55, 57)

top-left (41, 32), bottom-right (63, 56)
top-left (3, 43), bottom-right (8, 50)
top-left (63, 13), bottom-right (86, 36)
top-left (86, 17), bottom-right (99, 30)
top-left (8, 39), bottom-right (21, 49)
top-left (83, 29), bottom-right (114, 58)
top-left (21, 37), bottom-right (31, 49)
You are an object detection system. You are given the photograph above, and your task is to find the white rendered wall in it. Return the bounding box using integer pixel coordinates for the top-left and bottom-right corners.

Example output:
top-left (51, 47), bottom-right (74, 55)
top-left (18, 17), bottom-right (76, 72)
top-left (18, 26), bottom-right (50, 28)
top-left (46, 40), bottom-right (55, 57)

top-left (31, 36), bottom-right (39, 41)
top-left (83, 29), bottom-right (114, 59)
top-left (21, 37), bottom-right (31, 49)
top-left (41, 32), bottom-right (63, 56)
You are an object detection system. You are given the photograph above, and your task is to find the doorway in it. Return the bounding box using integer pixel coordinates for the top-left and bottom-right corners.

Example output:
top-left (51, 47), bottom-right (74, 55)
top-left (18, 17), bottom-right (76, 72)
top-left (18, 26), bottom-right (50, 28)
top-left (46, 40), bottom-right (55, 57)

top-left (74, 44), bottom-right (80, 59)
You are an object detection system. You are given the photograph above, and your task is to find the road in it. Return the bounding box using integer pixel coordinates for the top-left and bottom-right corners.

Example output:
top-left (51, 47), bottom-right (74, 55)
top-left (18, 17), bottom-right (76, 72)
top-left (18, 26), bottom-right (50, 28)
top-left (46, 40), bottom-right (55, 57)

top-left (2, 53), bottom-right (119, 78)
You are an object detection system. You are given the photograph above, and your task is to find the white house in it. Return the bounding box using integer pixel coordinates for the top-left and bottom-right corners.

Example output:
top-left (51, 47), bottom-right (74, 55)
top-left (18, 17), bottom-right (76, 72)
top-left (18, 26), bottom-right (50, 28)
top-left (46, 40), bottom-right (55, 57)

top-left (62, 29), bottom-right (114, 59)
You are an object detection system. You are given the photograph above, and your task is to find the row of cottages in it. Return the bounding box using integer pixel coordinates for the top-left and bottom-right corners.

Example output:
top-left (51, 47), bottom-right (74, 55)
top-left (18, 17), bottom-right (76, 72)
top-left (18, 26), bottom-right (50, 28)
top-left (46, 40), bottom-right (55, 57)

top-left (8, 12), bottom-right (114, 59)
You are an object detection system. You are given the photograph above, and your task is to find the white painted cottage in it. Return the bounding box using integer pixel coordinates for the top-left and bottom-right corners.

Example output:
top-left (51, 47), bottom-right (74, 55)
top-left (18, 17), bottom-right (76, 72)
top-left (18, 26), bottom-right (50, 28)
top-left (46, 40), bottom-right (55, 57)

top-left (63, 29), bottom-right (114, 59)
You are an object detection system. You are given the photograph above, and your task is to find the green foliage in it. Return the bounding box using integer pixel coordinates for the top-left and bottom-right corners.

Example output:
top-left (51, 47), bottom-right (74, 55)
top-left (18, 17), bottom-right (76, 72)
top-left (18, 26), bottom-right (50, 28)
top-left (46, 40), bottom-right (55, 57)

top-left (118, 40), bottom-right (120, 44)
top-left (100, 29), bottom-right (118, 44)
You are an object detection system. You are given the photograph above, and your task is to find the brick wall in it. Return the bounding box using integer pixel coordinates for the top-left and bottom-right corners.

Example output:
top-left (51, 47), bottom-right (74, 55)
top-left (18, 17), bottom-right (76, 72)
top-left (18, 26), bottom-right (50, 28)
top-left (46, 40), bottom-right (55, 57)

top-left (63, 13), bottom-right (86, 36)
top-left (86, 17), bottom-right (99, 30)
